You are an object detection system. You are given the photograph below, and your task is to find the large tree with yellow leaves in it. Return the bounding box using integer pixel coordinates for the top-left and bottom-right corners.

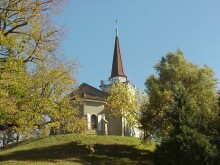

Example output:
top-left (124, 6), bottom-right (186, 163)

top-left (0, 0), bottom-right (86, 146)
top-left (0, 0), bottom-right (64, 62)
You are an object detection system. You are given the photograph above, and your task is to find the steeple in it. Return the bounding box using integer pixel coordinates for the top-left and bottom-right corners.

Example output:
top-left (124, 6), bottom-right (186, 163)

top-left (100, 22), bottom-right (128, 93)
top-left (109, 23), bottom-right (127, 82)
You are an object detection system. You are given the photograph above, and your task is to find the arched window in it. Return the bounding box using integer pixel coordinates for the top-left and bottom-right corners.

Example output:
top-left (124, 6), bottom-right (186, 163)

top-left (91, 114), bottom-right (97, 129)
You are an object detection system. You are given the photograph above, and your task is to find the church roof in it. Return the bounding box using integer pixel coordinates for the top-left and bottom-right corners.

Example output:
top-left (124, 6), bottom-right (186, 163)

top-left (72, 83), bottom-right (108, 102)
top-left (109, 35), bottom-right (127, 79)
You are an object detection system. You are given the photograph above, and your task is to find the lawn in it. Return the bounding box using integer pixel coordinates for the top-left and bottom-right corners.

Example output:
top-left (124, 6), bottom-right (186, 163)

top-left (0, 134), bottom-right (155, 165)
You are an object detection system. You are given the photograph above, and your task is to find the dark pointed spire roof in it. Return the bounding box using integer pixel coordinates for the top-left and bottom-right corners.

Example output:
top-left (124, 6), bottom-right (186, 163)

top-left (109, 34), bottom-right (127, 80)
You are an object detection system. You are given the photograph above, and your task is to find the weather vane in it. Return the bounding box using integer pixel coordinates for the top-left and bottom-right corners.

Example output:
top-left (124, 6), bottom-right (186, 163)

top-left (115, 19), bottom-right (118, 36)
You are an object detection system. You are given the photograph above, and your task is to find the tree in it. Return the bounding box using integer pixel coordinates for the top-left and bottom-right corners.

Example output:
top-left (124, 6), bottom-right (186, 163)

top-left (105, 82), bottom-right (141, 136)
top-left (0, 57), bottom-right (86, 145)
top-left (0, 0), bottom-right (64, 62)
top-left (140, 50), bottom-right (219, 140)
top-left (140, 50), bottom-right (220, 164)
top-left (0, 0), bottom-right (87, 145)
top-left (155, 84), bottom-right (218, 165)
top-left (49, 96), bottom-right (86, 135)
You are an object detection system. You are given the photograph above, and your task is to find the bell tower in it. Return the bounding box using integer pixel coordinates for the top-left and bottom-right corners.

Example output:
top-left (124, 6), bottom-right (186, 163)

top-left (100, 21), bottom-right (130, 93)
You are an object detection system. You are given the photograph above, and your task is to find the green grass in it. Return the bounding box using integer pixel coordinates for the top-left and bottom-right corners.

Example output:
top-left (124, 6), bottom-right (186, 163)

top-left (0, 134), bottom-right (155, 165)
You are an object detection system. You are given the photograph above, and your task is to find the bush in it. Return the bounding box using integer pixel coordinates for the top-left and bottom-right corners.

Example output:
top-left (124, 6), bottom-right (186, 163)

top-left (155, 126), bottom-right (218, 165)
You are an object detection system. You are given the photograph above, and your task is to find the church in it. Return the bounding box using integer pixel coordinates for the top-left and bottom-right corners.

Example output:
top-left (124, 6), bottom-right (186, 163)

top-left (72, 29), bottom-right (141, 137)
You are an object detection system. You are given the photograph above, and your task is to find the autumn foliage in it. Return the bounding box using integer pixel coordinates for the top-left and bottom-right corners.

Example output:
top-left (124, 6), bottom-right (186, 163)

top-left (0, 0), bottom-right (86, 146)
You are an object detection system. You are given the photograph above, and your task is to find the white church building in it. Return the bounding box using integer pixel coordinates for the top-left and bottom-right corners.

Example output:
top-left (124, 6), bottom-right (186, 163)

top-left (72, 30), bottom-right (141, 137)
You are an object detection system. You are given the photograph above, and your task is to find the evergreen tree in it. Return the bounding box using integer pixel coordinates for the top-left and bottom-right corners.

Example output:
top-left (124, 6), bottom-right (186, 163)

top-left (155, 85), bottom-right (218, 165)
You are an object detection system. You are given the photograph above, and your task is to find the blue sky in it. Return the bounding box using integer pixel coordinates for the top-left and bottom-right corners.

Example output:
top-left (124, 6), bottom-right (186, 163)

top-left (55, 1), bottom-right (220, 90)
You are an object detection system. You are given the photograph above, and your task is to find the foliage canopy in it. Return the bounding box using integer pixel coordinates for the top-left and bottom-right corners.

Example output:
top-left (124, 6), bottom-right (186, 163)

top-left (140, 50), bottom-right (220, 164)
top-left (0, 0), bottom-right (86, 146)
top-left (105, 83), bottom-right (138, 125)
top-left (140, 50), bottom-right (219, 139)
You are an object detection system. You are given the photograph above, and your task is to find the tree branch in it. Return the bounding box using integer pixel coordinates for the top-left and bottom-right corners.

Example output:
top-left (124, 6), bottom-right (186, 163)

top-left (4, 22), bottom-right (28, 36)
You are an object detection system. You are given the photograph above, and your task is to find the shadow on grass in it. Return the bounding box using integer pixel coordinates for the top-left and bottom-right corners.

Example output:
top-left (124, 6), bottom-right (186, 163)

top-left (0, 141), bottom-right (154, 164)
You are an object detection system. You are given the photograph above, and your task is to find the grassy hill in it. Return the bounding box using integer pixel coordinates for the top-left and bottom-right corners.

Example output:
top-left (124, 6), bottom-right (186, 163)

top-left (0, 134), bottom-right (155, 165)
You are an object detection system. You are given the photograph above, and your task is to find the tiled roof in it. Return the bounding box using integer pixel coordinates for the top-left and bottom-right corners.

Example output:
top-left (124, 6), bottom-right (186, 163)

top-left (71, 83), bottom-right (108, 101)
top-left (109, 36), bottom-right (127, 79)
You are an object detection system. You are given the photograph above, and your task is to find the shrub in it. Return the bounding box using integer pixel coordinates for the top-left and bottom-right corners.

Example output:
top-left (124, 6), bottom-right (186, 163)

top-left (155, 126), bottom-right (218, 165)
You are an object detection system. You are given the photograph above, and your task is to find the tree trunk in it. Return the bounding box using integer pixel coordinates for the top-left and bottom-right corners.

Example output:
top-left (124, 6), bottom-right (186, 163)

top-left (16, 133), bottom-right (19, 142)
top-left (3, 134), bottom-right (6, 146)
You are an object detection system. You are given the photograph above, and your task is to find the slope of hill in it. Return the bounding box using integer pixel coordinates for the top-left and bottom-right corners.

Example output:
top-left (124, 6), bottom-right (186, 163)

top-left (0, 134), bottom-right (155, 165)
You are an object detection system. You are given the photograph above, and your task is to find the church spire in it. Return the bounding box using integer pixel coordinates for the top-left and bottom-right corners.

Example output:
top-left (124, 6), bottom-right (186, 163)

top-left (109, 21), bottom-right (127, 81)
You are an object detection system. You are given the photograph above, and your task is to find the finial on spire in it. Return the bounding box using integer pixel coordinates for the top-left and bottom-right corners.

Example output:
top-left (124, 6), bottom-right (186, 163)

top-left (115, 19), bottom-right (118, 36)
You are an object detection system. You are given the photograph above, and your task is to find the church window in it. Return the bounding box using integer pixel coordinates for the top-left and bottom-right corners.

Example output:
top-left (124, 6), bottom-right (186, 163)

top-left (91, 114), bottom-right (97, 129)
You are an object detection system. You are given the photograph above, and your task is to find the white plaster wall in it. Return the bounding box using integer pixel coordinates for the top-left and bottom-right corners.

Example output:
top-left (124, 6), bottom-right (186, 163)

top-left (83, 101), bottom-right (105, 115)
